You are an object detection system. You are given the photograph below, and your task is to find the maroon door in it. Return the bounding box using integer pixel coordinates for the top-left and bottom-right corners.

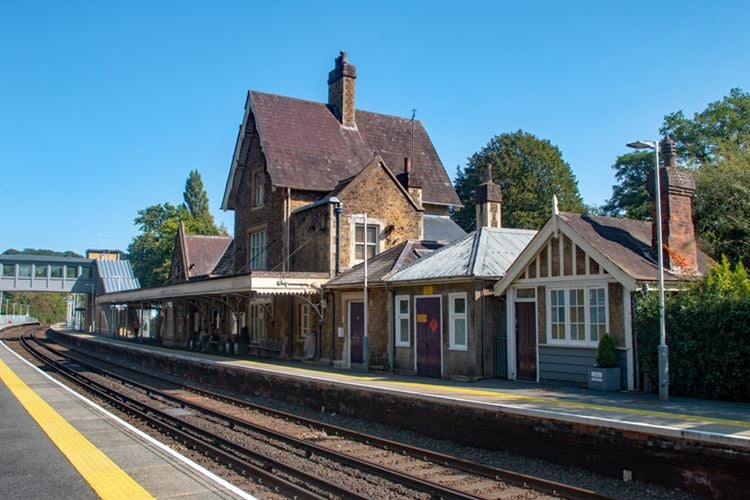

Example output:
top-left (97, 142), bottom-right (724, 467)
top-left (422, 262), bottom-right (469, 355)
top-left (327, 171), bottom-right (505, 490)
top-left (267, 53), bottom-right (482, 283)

top-left (416, 297), bottom-right (441, 378)
top-left (349, 301), bottom-right (364, 364)
top-left (515, 302), bottom-right (537, 381)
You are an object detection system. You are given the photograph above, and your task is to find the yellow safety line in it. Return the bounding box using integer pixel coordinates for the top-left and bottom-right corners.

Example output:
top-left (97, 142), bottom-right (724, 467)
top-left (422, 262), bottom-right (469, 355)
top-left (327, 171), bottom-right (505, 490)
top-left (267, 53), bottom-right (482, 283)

top-left (231, 359), bottom-right (750, 429)
top-left (0, 360), bottom-right (154, 499)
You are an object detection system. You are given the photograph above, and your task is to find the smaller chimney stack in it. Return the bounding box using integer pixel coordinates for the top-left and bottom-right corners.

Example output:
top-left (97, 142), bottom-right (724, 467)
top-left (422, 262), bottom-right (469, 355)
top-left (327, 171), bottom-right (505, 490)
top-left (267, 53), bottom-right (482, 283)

top-left (397, 157), bottom-right (422, 207)
top-left (327, 51), bottom-right (357, 128)
top-left (474, 164), bottom-right (502, 229)
top-left (646, 136), bottom-right (698, 273)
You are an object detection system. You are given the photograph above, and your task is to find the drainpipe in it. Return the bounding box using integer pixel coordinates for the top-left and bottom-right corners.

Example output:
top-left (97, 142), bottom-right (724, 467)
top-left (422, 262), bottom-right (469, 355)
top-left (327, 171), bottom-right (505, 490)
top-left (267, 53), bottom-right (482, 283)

top-left (480, 282), bottom-right (486, 377)
top-left (332, 198), bottom-right (343, 276)
top-left (330, 291), bottom-right (336, 365)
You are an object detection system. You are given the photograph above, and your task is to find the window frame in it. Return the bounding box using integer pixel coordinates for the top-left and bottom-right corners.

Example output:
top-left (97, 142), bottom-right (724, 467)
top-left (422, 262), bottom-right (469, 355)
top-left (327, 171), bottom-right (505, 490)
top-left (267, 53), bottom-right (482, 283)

top-left (35, 265), bottom-right (48, 278)
top-left (395, 295), bottom-right (410, 347)
top-left (1, 264), bottom-right (14, 277)
top-left (249, 302), bottom-right (266, 342)
top-left (253, 169), bottom-right (265, 208)
top-left (546, 285), bottom-right (609, 346)
top-left (248, 229), bottom-right (267, 270)
top-left (352, 222), bottom-right (379, 265)
top-left (448, 292), bottom-right (468, 351)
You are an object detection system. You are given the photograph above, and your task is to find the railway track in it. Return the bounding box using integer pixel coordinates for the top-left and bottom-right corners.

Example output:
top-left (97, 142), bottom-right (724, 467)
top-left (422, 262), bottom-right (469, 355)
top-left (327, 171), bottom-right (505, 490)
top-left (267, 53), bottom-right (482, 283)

top-left (20, 330), bottom-right (609, 500)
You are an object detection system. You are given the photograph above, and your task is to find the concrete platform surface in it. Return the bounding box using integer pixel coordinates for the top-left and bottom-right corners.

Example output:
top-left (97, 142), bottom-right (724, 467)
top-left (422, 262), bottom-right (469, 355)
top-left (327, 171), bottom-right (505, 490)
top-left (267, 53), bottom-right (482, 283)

top-left (0, 339), bottom-right (252, 500)
top-left (66, 330), bottom-right (750, 450)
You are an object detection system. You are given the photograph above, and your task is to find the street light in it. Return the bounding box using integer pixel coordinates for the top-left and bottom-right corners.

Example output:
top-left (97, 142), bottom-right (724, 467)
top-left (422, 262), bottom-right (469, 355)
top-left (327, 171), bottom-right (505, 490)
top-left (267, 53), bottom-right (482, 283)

top-left (627, 139), bottom-right (668, 401)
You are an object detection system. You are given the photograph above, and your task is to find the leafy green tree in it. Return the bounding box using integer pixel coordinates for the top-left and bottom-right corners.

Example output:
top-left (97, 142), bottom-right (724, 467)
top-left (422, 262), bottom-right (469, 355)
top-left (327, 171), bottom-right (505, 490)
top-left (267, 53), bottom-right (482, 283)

top-left (127, 170), bottom-right (227, 287)
top-left (2, 248), bottom-right (83, 258)
top-left (453, 130), bottom-right (584, 231)
top-left (3, 291), bottom-right (66, 324)
top-left (661, 88), bottom-right (750, 168)
top-left (183, 170), bottom-right (222, 235)
top-left (127, 203), bottom-right (181, 287)
top-left (694, 146), bottom-right (750, 265)
top-left (601, 151), bottom-right (653, 220)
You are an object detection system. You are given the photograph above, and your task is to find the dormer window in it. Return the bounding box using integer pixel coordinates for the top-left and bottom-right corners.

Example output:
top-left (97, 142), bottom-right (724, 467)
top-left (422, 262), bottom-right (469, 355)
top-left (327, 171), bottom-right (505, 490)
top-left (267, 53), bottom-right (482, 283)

top-left (354, 223), bottom-right (378, 262)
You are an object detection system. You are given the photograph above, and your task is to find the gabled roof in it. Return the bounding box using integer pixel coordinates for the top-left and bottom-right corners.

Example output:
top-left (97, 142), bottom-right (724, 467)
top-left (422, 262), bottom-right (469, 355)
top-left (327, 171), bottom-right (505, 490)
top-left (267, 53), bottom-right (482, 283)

top-left (183, 234), bottom-right (233, 279)
top-left (493, 212), bottom-right (712, 296)
top-left (423, 214), bottom-right (466, 243)
top-left (387, 227), bottom-right (536, 283)
top-left (325, 240), bottom-right (443, 288)
top-left (223, 91), bottom-right (461, 210)
top-left (211, 240), bottom-right (235, 277)
top-left (96, 259), bottom-right (140, 293)
top-left (331, 156), bottom-right (423, 212)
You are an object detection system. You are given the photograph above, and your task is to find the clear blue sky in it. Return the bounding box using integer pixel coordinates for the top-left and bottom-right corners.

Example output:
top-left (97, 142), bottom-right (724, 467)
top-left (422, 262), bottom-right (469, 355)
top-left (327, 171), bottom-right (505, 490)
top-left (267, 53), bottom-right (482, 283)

top-left (2, 1), bottom-right (749, 255)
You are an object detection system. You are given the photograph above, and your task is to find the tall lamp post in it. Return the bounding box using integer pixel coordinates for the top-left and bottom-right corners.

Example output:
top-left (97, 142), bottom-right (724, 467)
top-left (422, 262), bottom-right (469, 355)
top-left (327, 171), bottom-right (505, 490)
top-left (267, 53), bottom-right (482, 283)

top-left (626, 139), bottom-right (668, 401)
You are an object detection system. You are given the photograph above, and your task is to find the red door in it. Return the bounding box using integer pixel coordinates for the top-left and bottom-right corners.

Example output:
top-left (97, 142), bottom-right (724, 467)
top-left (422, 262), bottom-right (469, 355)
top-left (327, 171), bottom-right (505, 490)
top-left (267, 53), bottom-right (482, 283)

top-left (416, 297), bottom-right (441, 378)
top-left (515, 302), bottom-right (537, 381)
top-left (349, 301), bottom-right (364, 364)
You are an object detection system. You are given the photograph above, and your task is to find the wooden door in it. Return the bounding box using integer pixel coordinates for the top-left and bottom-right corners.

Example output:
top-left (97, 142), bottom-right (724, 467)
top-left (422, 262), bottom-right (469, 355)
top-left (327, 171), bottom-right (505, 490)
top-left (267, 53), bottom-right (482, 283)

top-left (416, 297), bottom-right (441, 378)
top-left (349, 301), bottom-right (364, 364)
top-left (515, 302), bottom-right (537, 381)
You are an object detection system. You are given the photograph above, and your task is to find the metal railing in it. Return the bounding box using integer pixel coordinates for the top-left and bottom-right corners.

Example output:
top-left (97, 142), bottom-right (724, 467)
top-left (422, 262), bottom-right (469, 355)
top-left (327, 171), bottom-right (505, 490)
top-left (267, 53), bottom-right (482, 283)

top-left (0, 314), bottom-right (39, 325)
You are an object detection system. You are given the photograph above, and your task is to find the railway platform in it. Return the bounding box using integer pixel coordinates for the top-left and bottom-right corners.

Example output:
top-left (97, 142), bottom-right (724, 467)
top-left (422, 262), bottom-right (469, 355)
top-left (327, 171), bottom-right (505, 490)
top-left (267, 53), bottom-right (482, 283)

top-left (0, 329), bottom-right (251, 499)
top-left (50, 327), bottom-right (750, 498)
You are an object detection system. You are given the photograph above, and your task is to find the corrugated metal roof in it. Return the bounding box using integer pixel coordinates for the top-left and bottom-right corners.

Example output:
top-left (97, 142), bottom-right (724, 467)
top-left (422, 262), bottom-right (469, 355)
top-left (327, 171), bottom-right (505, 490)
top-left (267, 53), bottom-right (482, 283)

top-left (96, 259), bottom-right (140, 293)
top-left (423, 214), bottom-right (466, 243)
top-left (387, 227), bottom-right (536, 283)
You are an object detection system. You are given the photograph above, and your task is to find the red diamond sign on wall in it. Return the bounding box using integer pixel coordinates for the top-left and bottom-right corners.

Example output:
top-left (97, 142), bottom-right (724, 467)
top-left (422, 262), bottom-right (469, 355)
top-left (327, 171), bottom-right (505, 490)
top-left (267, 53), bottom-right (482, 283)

top-left (428, 318), bottom-right (439, 333)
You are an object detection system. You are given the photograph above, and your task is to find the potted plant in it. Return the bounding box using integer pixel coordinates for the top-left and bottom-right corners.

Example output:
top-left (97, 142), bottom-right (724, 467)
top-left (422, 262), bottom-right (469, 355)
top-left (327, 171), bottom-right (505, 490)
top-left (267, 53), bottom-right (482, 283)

top-left (588, 333), bottom-right (621, 391)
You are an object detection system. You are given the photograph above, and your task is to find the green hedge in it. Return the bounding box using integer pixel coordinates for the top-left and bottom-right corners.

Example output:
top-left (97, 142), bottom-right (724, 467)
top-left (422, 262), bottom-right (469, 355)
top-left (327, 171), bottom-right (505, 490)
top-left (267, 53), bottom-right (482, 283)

top-left (634, 258), bottom-right (750, 402)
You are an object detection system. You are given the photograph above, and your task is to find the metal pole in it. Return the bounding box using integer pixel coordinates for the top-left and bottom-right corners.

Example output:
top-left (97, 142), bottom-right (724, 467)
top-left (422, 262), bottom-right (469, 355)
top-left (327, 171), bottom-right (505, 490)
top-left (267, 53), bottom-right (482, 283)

top-left (653, 144), bottom-right (668, 401)
top-left (363, 213), bottom-right (369, 369)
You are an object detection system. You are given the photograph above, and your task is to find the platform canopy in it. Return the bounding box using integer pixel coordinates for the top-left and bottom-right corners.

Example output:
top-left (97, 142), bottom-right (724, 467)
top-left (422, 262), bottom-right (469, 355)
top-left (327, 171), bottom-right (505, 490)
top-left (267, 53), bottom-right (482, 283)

top-left (97, 271), bottom-right (328, 305)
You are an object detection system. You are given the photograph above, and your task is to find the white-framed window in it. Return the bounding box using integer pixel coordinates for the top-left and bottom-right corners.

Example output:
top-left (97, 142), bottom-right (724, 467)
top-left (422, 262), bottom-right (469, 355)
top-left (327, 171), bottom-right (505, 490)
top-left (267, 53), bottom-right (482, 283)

top-left (248, 229), bottom-right (267, 270)
top-left (354, 223), bottom-right (378, 262)
top-left (249, 303), bottom-right (265, 342)
top-left (253, 170), bottom-right (264, 207)
top-left (395, 295), bottom-right (410, 347)
top-left (547, 285), bottom-right (608, 345)
top-left (300, 303), bottom-right (312, 339)
top-left (449, 293), bottom-right (467, 351)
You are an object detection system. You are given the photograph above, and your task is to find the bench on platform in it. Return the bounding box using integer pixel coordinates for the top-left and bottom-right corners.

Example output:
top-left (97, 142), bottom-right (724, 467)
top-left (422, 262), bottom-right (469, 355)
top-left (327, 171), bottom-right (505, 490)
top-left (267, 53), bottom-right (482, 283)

top-left (255, 338), bottom-right (283, 356)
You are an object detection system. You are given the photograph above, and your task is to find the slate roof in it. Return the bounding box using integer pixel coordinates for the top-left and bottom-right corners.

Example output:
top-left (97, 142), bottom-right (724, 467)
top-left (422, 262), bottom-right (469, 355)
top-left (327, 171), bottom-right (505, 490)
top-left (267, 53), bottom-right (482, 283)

top-left (423, 215), bottom-right (466, 243)
top-left (388, 227), bottom-right (537, 283)
top-left (183, 235), bottom-right (233, 279)
top-left (243, 91), bottom-right (461, 207)
top-left (96, 260), bottom-right (140, 293)
top-left (210, 240), bottom-right (235, 277)
top-left (325, 241), bottom-right (444, 288)
top-left (558, 213), bottom-right (711, 281)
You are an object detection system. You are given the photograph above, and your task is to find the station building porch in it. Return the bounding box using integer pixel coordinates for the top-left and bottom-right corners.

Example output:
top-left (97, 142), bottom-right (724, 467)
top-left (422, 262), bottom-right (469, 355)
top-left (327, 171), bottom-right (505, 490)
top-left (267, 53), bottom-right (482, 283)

top-left (97, 271), bottom-right (328, 360)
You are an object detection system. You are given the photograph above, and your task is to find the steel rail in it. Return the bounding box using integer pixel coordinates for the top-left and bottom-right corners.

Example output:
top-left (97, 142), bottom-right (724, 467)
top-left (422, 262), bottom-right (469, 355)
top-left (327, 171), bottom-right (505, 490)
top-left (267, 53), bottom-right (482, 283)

top-left (20, 334), bottom-right (353, 500)
top-left (46, 333), bottom-right (610, 500)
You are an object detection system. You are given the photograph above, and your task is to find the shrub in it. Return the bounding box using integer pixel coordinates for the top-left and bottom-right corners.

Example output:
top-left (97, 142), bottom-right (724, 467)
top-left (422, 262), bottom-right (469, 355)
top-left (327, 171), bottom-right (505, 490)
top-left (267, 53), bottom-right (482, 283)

top-left (596, 333), bottom-right (619, 368)
top-left (634, 257), bottom-right (750, 402)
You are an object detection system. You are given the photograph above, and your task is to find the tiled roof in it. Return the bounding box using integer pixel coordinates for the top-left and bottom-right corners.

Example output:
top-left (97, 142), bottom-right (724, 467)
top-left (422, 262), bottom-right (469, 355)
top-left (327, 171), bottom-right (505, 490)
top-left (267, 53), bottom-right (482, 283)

top-left (558, 213), bottom-right (711, 281)
top-left (249, 91), bottom-right (461, 207)
top-left (211, 240), bottom-right (235, 277)
top-left (423, 215), bottom-right (466, 243)
top-left (96, 260), bottom-right (140, 293)
top-left (183, 235), bottom-right (233, 279)
top-left (325, 241), bottom-right (443, 287)
top-left (388, 227), bottom-right (536, 283)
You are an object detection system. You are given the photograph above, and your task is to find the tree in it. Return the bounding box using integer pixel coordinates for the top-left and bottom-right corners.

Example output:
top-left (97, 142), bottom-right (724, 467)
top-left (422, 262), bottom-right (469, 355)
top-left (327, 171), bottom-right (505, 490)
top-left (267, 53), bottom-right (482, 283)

top-left (127, 170), bottom-right (227, 287)
top-left (3, 248), bottom-right (83, 258)
top-left (183, 170), bottom-right (221, 234)
top-left (694, 146), bottom-right (750, 265)
top-left (661, 88), bottom-right (750, 168)
top-left (452, 130), bottom-right (584, 231)
top-left (600, 151), bottom-right (653, 220)
top-left (127, 203), bottom-right (181, 287)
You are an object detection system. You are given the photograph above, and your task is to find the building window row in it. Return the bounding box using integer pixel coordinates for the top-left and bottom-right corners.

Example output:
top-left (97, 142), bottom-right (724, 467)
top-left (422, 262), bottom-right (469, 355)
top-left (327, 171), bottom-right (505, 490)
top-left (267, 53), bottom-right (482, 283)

top-left (394, 293), bottom-right (468, 351)
top-left (1, 263), bottom-right (90, 279)
top-left (548, 286), bottom-right (608, 345)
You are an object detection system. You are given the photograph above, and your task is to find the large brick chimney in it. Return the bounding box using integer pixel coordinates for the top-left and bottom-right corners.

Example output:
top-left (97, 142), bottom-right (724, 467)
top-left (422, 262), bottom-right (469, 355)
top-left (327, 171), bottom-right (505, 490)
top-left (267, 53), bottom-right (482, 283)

top-left (475, 165), bottom-right (502, 229)
top-left (327, 51), bottom-right (357, 128)
top-left (646, 137), bottom-right (698, 273)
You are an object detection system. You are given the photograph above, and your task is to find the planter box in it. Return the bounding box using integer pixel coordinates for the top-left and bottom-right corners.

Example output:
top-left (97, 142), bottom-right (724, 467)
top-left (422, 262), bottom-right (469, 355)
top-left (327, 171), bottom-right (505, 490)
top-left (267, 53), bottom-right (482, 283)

top-left (588, 366), bottom-right (621, 391)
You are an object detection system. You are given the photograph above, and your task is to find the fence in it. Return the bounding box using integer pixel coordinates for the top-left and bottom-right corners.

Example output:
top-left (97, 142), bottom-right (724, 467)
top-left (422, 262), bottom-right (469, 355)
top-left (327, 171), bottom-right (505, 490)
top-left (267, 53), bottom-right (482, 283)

top-left (0, 315), bottom-right (39, 325)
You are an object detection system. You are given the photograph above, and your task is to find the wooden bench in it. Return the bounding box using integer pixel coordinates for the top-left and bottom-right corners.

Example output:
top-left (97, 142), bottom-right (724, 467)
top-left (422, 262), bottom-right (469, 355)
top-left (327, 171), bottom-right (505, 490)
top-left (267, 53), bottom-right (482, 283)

top-left (256, 338), bottom-right (283, 357)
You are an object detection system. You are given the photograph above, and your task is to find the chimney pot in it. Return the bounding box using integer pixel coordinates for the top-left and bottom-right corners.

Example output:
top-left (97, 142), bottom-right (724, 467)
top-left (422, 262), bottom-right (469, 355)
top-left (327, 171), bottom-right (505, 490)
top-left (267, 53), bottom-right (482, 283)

top-left (404, 157), bottom-right (411, 173)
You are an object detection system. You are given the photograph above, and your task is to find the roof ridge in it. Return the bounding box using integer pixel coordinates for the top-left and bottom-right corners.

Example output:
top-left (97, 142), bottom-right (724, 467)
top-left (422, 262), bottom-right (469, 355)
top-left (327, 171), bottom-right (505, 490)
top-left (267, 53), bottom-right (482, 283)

top-left (389, 230), bottom-right (476, 279)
